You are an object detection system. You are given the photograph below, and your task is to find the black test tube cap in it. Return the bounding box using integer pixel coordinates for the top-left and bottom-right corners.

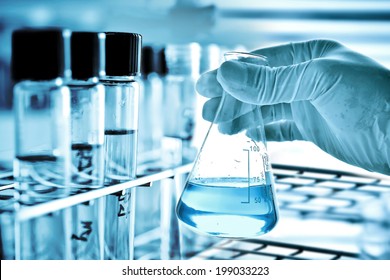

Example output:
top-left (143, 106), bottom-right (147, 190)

top-left (71, 32), bottom-right (103, 80)
top-left (156, 47), bottom-right (167, 76)
top-left (105, 32), bottom-right (142, 76)
top-left (141, 46), bottom-right (154, 76)
top-left (12, 28), bottom-right (66, 81)
top-left (141, 45), bottom-right (167, 76)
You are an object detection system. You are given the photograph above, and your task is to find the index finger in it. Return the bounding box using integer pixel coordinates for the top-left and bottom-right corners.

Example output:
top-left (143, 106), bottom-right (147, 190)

top-left (196, 69), bottom-right (223, 98)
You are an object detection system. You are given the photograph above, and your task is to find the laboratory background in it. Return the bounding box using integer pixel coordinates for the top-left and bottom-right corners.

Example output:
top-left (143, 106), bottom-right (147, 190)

top-left (1, 0), bottom-right (390, 261)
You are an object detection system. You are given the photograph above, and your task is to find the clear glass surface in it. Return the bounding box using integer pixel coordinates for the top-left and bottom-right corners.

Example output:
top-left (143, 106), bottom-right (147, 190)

top-left (162, 43), bottom-right (200, 167)
top-left (101, 76), bottom-right (139, 260)
top-left (68, 80), bottom-right (105, 259)
top-left (176, 52), bottom-right (279, 238)
top-left (13, 80), bottom-right (71, 204)
top-left (69, 81), bottom-right (105, 189)
top-left (102, 77), bottom-right (139, 185)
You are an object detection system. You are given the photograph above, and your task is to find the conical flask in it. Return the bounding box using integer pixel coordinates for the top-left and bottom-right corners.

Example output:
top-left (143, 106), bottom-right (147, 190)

top-left (176, 52), bottom-right (278, 238)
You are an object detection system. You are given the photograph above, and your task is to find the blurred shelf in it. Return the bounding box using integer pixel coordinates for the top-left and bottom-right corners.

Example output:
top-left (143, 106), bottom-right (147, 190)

top-left (192, 238), bottom-right (359, 260)
top-left (273, 164), bottom-right (390, 223)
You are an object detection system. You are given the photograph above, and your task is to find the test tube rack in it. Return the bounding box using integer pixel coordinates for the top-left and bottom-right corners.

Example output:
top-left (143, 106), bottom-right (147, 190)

top-left (1, 163), bottom-right (390, 260)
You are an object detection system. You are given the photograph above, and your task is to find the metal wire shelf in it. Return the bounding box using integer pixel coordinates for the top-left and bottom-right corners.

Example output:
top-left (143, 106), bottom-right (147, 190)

top-left (272, 164), bottom-right (390, 223)
top-left (191, 238), bottom-right (359, 260)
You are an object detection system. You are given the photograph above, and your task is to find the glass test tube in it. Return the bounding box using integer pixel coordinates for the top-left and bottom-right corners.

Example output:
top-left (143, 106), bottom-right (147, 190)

top-left (68, 32), bottom-right (105, 259)
top-left (101, 32), bottom-right (142, 260)
top-left (162, 43), bottom-right (201, 166)
top-left (134, 45), bottom-right (166, 259)
top-left (12, 28), bottom-right (71, 259)
top-left (138, 45), bottom-right (164, 165)
top-left (163, 43), bottom-right (219, 258)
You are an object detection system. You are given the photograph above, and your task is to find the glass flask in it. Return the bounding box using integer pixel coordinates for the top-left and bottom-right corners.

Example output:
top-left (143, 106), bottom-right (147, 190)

top-left (176, 52), bottom-right (279, 238)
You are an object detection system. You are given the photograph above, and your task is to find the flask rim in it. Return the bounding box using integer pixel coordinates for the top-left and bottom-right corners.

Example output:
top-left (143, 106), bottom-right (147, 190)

top-left (224, 51), bottom-right (268, 62)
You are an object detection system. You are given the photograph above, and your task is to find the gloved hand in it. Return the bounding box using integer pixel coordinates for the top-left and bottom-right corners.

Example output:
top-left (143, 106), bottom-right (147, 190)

top-left (196, 39), bottom-right (390, 175)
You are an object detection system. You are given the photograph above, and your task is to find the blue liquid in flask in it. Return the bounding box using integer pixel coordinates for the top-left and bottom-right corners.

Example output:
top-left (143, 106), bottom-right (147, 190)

top-left (176, 177), bottom-right (278, 238)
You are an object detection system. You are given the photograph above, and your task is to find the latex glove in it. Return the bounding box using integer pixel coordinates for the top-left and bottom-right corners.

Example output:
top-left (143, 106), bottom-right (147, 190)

top-left (196, 39), bottom-right (390, 175)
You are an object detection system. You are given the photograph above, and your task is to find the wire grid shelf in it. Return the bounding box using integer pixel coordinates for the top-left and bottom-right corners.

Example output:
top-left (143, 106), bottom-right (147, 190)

top-left (191, 238), bottom-right (359, 260)
top-left (272, 164), bottom-right (390, 223)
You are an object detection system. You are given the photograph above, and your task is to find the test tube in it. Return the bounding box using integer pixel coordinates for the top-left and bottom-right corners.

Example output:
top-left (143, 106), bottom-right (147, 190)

top-left (101, 32), bottom-right (142, 260)
top-left (134, 45), bottom-right (165, 259)
top-left (67, 31), bottom-right (105, 259)
top-left (162, 43), bottom-right (201, 166)
top-left (138, 45), bottom-right (164, 164)
top-left (12, 28), bottom-right (71, 259)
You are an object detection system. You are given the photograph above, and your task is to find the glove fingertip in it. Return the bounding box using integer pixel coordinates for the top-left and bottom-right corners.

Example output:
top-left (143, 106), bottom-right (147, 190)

top-left (217, 60), bottom-right (246, 86)
top-left (217, 60), bottom-right (261, 104)
top-left (196, 71), bottom-right (223, 98)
